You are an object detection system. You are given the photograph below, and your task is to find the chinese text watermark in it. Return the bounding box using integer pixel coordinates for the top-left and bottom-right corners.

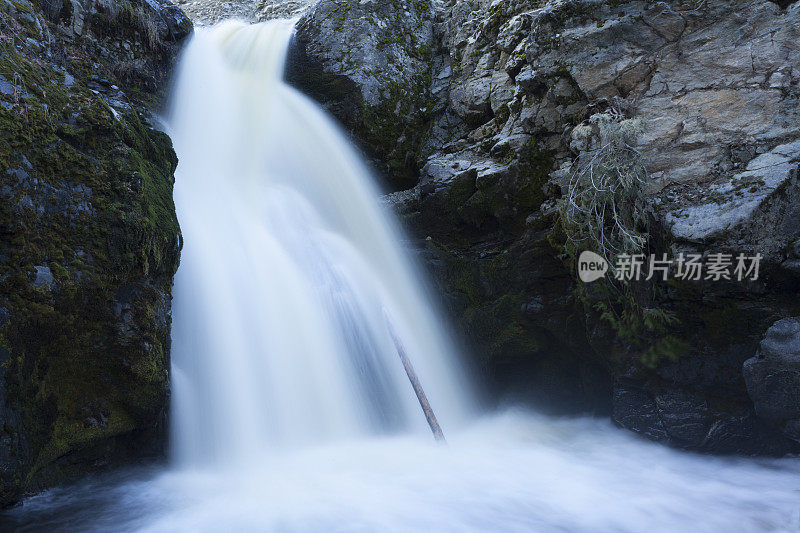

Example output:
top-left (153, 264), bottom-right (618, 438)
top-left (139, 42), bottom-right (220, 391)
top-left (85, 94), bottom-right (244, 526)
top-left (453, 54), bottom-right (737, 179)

top-left (577, 251), bottom-right (762, 283)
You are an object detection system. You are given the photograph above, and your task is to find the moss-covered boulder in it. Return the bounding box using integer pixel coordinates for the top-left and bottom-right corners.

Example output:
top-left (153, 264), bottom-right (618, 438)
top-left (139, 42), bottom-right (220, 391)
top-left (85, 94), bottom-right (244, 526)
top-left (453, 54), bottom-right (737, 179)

top-left (0, 0), bottom-right (190, 507)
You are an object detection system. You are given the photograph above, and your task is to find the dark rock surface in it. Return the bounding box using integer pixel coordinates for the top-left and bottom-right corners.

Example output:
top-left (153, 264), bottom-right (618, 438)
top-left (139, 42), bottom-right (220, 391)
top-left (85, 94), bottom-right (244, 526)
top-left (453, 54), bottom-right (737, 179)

top-left (743, 317), bottom-right (800, 442)
top-left (291, 0), bottom-right (800, 454)
top-left (0, 0), bottom-right (190, 507)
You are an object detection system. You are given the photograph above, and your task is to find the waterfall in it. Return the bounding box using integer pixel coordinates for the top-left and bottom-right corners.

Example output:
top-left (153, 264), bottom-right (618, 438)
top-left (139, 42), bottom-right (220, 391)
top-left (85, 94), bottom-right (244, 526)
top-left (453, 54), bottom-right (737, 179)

top-left (166, 20), bottom-right (473, 466)
top-left (5, 17), bottom-right (800, 533)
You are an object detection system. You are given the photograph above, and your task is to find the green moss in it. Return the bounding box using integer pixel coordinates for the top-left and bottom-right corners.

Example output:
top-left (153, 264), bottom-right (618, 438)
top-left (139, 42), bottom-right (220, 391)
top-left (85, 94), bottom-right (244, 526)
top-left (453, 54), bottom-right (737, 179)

top-left (10, 0), bottom-right (32, 13)
top-left (463, 293), bottom-right (541, 360)
top-left (494, 103), bottom-right (510, 127)
top-left (428, 229), bottom-right (527, 353)
top-left (359, 72), bottom-right (434, 186)
top-left (0, 37), bottom-right (179, 495)
top-left (32, 411), bottom-right (137, 473)
top-left (89, 0), bottom-right (163, 52)
top-left (454, 142), bottom-right (553, 232)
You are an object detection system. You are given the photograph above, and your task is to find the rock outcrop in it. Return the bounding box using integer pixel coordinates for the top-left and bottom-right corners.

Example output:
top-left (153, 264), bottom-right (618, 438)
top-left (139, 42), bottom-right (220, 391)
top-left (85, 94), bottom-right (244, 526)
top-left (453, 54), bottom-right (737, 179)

top-left (291, 0), bottom-right (800, 453)
top-left (0, 0), bottom-right (190, 507)
top-left (290, 0), bottom-right (437, 188)
top-left (178, 0), bottom-right (313, 25)
top-left (744, 318), bottom-right (800, 442)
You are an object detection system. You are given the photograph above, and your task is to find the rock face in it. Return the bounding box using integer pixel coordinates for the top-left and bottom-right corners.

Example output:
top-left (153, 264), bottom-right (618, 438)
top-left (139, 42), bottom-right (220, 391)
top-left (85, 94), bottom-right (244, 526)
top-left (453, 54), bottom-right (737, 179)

top-left (744, 318), bottom-right (800, 442)
top-left (292, 0), bottom-right (800, 453)
top-left (178, 0), bottom-right (314, 25)
top-left (290, 0), bottom-right (437, 189)
top-left (0, 0), bottom-right (190, 507)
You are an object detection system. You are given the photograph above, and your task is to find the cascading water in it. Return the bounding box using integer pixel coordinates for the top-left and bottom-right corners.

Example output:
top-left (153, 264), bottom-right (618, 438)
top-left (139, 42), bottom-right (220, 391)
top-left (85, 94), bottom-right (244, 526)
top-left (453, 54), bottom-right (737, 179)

top-left (4, 19), bottom-right (800, 533)
top-left (167, 20), bottom-right (472, 465)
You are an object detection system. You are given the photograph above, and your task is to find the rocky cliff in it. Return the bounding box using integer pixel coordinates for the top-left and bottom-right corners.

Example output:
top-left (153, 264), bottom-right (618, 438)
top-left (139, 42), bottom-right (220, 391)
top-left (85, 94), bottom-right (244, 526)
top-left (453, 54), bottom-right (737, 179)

top-left (291, 0), bottom-right (800, 454)
top-left (0, 0), bottom-right (190, 506)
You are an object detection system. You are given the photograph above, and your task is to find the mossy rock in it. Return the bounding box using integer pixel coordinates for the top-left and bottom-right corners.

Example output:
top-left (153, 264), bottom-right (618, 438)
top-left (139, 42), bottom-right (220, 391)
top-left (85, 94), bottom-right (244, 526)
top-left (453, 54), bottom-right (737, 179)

top-left (0, 0), bottom-right (184, 507)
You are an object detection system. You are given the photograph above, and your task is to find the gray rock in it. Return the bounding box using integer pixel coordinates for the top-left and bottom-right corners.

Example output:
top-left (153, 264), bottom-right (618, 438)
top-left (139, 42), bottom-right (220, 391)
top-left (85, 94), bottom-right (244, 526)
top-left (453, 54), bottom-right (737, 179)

top-left (380, 185), bottom-right (420, 214)
top-left (295, 0), bottom-right (434, 107)
top-left (0, 75), bottom-right (14, 97)
top-left (32, 265), bottom-right (53, 289)
top-left (290, 0), bottom-right (436, 187)
top-left (743, 318), bottom-right (800, 441)
top-left (178, 0), bottom-right (313, 25)
top-left (6, 166), bottom-right (30, 181)
top-left (497, 13), bottom-right (531, 53)
top-left (760, 319), bottom-right (800, 363)
top-left (514, 66), bottom-right (544, 95)
top-left (665, 140), bottom-right (800, 258)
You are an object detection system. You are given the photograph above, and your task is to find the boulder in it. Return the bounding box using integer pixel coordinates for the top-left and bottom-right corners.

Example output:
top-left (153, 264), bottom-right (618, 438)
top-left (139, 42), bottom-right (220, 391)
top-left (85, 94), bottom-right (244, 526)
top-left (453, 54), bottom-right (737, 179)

top-left (743, 318), bottom-right (800, 441)
top-left (613, 377), bottom-right (798, 455)
top-left (0, 0), bottom-right (190, 508)
top-left (290, 0), bottom-right (436, 188)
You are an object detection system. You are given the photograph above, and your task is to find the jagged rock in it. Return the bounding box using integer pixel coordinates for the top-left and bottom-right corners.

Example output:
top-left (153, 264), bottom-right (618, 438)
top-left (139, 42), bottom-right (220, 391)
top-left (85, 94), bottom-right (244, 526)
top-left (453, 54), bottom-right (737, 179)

top-left (52, 0), bottom-right (192, 104)
top-left (665, 140), bottom-right (800, 258)
top-left (613, 378), bottom-right (798, 455)
top-left (177, 0), bottom-right (314, 25)
top-left (743, 318), bottom-right (800, 442)
top-left (143, 0), bottom-right (193, 40)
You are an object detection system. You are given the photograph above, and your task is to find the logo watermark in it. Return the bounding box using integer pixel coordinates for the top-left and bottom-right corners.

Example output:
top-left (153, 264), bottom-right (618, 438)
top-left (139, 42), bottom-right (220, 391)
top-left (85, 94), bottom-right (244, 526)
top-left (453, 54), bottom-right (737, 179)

top-left (577, 252), bottom-right (762, 282)
top-left (577, 251), bottom-right (609, 282)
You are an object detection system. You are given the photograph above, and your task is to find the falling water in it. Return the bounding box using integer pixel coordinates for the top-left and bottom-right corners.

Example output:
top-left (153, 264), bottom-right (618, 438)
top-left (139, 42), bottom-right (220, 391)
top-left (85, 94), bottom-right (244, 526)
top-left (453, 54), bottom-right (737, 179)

top-left (167, 20), bottom-right (472, 465)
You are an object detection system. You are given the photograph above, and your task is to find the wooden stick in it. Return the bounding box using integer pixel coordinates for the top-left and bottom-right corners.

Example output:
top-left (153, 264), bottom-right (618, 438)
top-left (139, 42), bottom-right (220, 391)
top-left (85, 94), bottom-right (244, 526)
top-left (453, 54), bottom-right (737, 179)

top-left (384, 312), bottom-right (446, 443)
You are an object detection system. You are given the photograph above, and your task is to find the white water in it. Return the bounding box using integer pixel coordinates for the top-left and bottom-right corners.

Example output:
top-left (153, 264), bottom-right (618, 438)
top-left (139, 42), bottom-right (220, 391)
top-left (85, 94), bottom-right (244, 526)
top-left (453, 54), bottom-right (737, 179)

top-left (3, 20), bottom-right (800, 532)
top-left (4, 412), bottom-right (800, 532)
top-left (167, 20), bottom-right (472, 465)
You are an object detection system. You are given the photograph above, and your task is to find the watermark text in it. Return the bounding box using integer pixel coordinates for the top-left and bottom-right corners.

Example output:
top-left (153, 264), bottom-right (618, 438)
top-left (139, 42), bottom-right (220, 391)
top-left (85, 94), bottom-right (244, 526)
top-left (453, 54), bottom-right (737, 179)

top-left (577, 252), bottom-right (762, 282)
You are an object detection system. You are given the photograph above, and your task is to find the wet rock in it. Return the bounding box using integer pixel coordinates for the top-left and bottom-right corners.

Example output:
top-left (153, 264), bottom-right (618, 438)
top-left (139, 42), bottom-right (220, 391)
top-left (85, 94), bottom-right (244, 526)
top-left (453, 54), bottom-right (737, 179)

top-left (613, 377), bottom-right (799, 455)
top-left (142, 0), bottom-right (193, 41)
top-left (743, 318), bottom-right (800, 441)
